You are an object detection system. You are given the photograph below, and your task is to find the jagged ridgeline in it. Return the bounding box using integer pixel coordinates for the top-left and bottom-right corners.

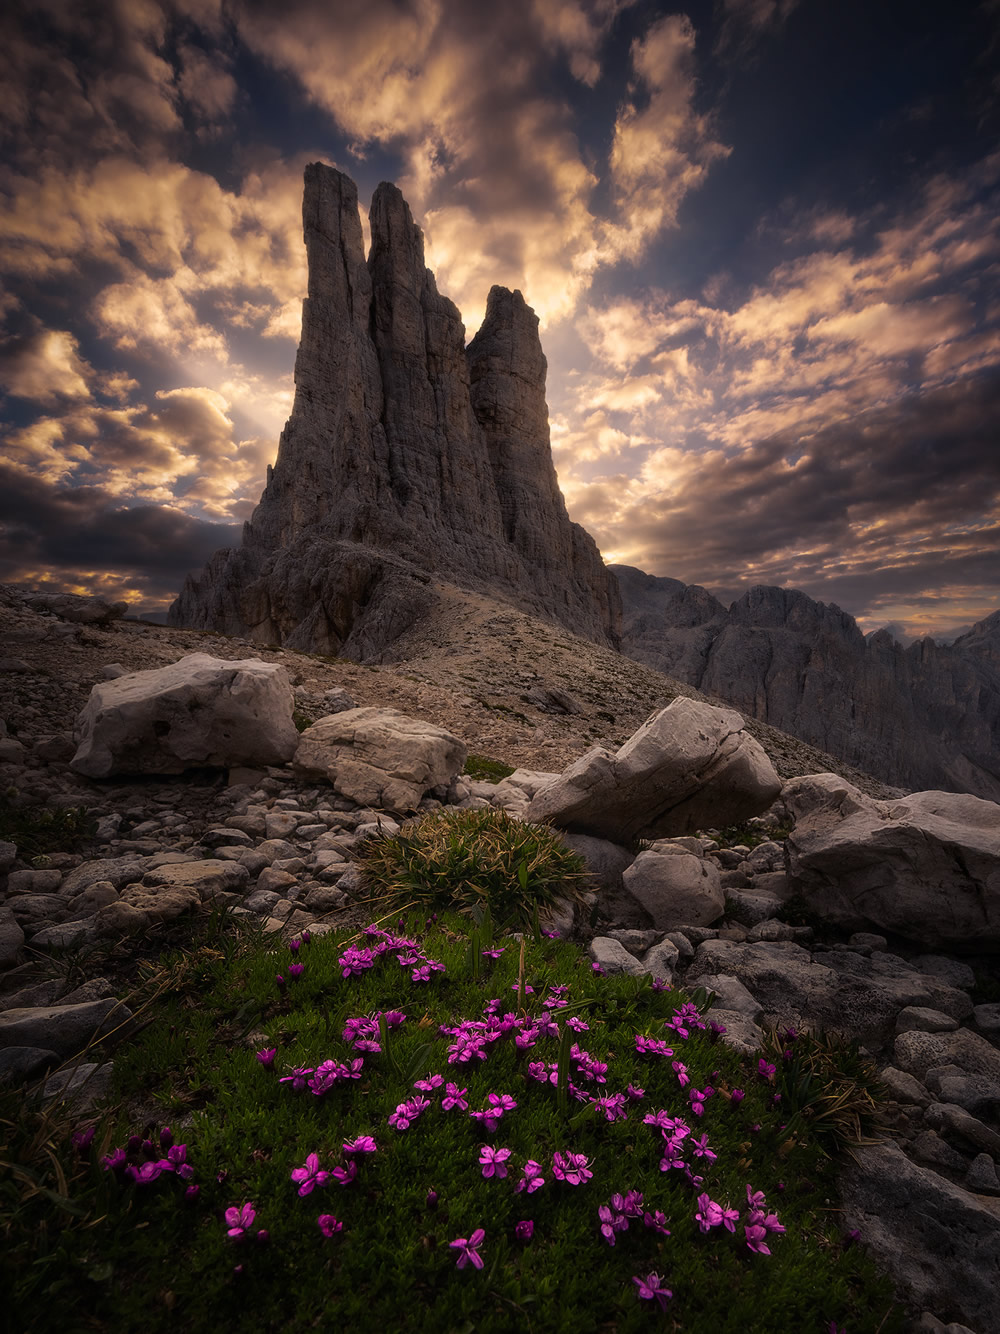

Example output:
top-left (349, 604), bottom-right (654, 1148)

top-left (169, 165), bottom-right (621, 657)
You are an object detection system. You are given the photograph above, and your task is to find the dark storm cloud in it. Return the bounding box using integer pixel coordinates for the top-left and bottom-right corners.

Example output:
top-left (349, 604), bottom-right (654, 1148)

top-left (0, 463), bottom-right (240, 600)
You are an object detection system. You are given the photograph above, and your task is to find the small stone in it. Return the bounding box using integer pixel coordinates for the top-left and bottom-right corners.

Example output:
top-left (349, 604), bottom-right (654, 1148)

top-left (244, 890), bottom-right (281, 915)
top-left (0, 1045), bottom-right (59, 1082)
top-left (965, 1152), bottom-right (1000, 1195)
top-left (303, 886), bottom-right (347, 913)
top-left (896, 1007), bottom-right (961, 1035)
top-left (848, 932), bottom-right (888, 952)
top-left (973, 1003), bottom-right (1000, 1037)
top-left (910, 956), bottom-right (977, 992)
top-left (43, 1061), bottom-right (114, 1111)
top-left (0, 911), bottom-right (25, 966)
top-left (588, 937), bottom-right (645, 976)
top-left (910, 1130), bottom-right (968, 1174)
top-left (30, 920), bottom-right (98, 949)
top-left (879, 1066), bottom-right (933, 1108)
top-left (256, 868), bottom-right (298, 896)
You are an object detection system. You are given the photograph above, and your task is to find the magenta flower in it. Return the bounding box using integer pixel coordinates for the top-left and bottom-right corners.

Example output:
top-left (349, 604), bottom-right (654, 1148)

top-left (255, 1048), bottom-right (277, 1069)
top-left (514, 1219), bottom-right (533, 1243)
top-left (517, 1159), bottom-right (545, 1194)
top-left (633, 1273), bottom-right (672, 1310)
top-left (413, 1073), bottom-right (444, 1092)
top-left (275, 973), bottom-right (286, 991)
top-left (279, 1066), bottom-right (314, 1091)
top-left (551, 1151), bottom-right (592, 1185)
top-left (730, 1087), bottom-right (745, 1105)
top-left (225, 1201), bottom-right (257, 1240)
top-left (643, 1209), bottom-right (671, 1235)
top-left (688, 1087), bottom-right (712, 1117)
top-left (758, 1057), bottom-right (776, 1081)
top-left (101, 1147), bottom-right (127, 1174)
top-left (627, 1083), bottom-right (645, 1100)
top-left (695, 1193), bottom-right (724, 1232)
top-left (479, 1145), bottom-right (512, 1179)
top-left (317, 1214), bottom-right (343, 1237)
top-left (672, 1060), bottom-right (690, 1087)
top-left (72, 1126), bottom-right (96, 1155)
top-left (343, 1135), bottom-right (377, 1155)
top-left (598, 1204), bottom-right (628, 1246)
top-left (690, 1133), bottom-right (717, 1162)
top-left (127, 1160), bottom-right (168, 1185)
top-left (566, 1015), bottom-right (590, 1032)
top-left (450, 1228), bottom-right (485, 1270)
top-left (184, 1183), bottom-right (200, 1203)
top-left (746, 1184), bottom-right (767, 1210)
top-left (442, 1082), bottom-right (468, 1111)
top-left (651, 976), bottom-right (670, 991)
top-left (288, 962), bottom-right (304, 980)
top-left (291, 1152), bottom-right (330, 1196)
top-left (481, 946), bottom-right (506, 959)
top-left (331, 1161), bottom-right (358, 1186)
top-left (382, 1009), bottom-right (407, 1028)
top-left (289, 939), bottom-right (300, 954)
top-left (635, 1034), bottom-right (674, 1058)
top-left (745, 1223), bottom-right (771, 1255)
top-left (591, 962), bottom-right (606, 975)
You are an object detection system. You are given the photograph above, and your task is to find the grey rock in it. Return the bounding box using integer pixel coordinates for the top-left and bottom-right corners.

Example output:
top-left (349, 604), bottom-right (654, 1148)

top-left (142, 859), bottom-right (250, 900)
top-left (71, 653), bottom-right (298, 777)
top-left (169, 166), bottom-right (620, 657)
top-left (43, 1061), bottom-right (114, 1110)
top-left (848, 931), bottom-right (889, 952)
top-left (896, 1007), bottom-right (961, 1035)
top-left (974, 1003), bottom-right (1000, 1036)
top-left (0, 998), bottom-right (132, 1056)
top-left (589, 937), bottom-right (644, 976)
top-left (244, 889), bottom-right (282, 915)
top-left (698, 973), bottom-right (764, 1021)
top-left (880, 1065), bottom-right (933, 1107)
top-left (0, 840), bottom-right (16, 874)
top-left (34, 733), bottom-right (76, 763)
top-left (302, 886), bottom-right (347, 913)
top-left (8, 868), bottom-right (63, 894)
top-left (0, 979), bottom-right (60, 1012)
top-left (526, 697), bottom-right (781, 842)
top-left (840, 1140), bottom-right (1000, 1333)
top-left (706, 1008), bottom-right (763, 1056)
top-left (911, 955), bottom-right (977, 991)
top-left (966, 1152), bottom-right (1000, 1194)
top-left (895, 1028), bottom-right (1000, 1085)
top-left (30, 920), bottom-right (98, 948)
top-left (294, 708), bottom-right (466, 815)
top-left (24, 592), bottom-right (127, 625)
top-left (8, 894), bottom-right (67, 924)
top-left (256, 868), bottom-right (298, 896)
top-left (924, 1102), bottom-right (1000, 1158)
top-left (202, 827), bottom-right (253, 849)
top-left (640, 936), bottom-right (681, 979)
top-left (623, 844), bottom-right (724, 929)
top-left (0, 1045), bottom-right (59, 1082)
top-left (784, 774), bottom-right (1000, 950)
top-left (910, 1129), bottom-right (969, 1174)
top-left (0, 910), bottom-right (24, 966)
top-left (0, 737), bottom-right (28, 763)
top-left (604, 928), bottom-right (660, 954)
top-left (934, 1074), bottom-right (1000, 1117)
top-left (909, 1314), bottom-right (979, 1334)
top-left (689, 938), bottom-right (971, 1046)
top-left (60, 857), bottom-right (147, 896)
top-left (745, 919), bottom-right (813, 943)
top-left (664, 930), bottom-right (695, 963)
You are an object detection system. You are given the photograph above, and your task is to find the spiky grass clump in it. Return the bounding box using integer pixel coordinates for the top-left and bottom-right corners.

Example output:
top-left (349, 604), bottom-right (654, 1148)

top-left (0, 796), bottom-right (96, 861)
top-left (2, 915), bottom-right (903, 1334)
top-left (761, 1026), bottom-right (884, 1155)
top-left (356, 807), bottom-right (589, 928)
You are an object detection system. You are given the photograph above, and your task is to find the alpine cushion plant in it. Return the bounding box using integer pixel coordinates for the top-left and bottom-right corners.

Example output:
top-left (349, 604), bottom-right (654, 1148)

top-left (8, 910), bottom-right (907, 1334)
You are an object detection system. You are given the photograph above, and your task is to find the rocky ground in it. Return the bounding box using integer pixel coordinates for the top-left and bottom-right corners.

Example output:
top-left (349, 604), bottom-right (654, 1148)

top-left (1, 585), bottom-right (998, 1334)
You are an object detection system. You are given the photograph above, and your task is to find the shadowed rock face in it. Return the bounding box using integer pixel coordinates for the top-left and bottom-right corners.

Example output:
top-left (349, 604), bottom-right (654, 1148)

top-left (615, 565), bottom-right (1000, 801)
top-left (169, 165), bottom-right (620, 658)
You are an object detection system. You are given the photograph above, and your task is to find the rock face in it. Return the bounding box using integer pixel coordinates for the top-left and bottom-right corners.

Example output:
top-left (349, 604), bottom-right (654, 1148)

top-left (784, 774), bottom-right (1000, 952)
top-left (615, 566), bottom-right (1000, 802)
top-left (70, 654), bottom-right (298, 777)
top-left (169, 165), bottom-right (620, 658)
top-left (525, 697), bottom-right (781, 842)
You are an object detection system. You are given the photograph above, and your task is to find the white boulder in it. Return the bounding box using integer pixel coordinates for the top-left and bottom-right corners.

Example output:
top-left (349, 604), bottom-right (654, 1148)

top-left (622, 842), bottom-right (725, 928)
top-left (525, 697), bottom-right (781, 842)
top-left (784, 774), bottom-right (1000, 952)
top-left (292, 707), bottom-right (467, 815)
top-left (70, 654), bottom-right (298, 778)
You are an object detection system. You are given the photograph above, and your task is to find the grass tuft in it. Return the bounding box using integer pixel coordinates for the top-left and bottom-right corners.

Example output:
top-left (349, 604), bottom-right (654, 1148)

top-left (355, 807), bottom-right (590, 929)
top-left (463, 754), bottom-right (516, 784)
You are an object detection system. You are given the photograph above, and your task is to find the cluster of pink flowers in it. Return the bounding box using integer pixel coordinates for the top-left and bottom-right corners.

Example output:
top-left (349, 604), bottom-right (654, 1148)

top-left (335, 926), bottom-right (445, 984)
top-left (694, 1184), bottom-right (786, 1255)
top-left (101, 1126), bottom-right (199, 1201)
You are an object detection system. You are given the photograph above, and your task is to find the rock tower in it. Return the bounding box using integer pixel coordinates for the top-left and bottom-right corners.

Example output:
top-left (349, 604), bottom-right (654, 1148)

top-left (169, 164), bottom-right (621, 657)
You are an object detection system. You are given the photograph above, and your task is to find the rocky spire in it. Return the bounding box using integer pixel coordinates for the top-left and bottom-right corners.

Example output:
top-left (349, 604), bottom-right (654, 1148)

top-left (169, 164), bottom-right (621, 657)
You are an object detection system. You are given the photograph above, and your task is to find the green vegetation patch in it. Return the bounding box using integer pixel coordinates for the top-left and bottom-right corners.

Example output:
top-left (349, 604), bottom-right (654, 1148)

top-left (0, 795), bottom-right (96, 861)
top-left (356, 807), bottom-right (589, 929)
top-left (3, 914), bottom-right (903, 1334)
top-left (463, 754), bottom-right (516, 784)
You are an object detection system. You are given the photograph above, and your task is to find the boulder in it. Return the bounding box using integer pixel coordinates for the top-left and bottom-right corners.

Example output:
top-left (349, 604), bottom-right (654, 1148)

top-left (0, 998), bottom-right (132, 1057)
top-left (589, 937), bottom-right (644, 976)
top-left (687, 938), bottom-right (972, 1047)
top-left (140, 860), bottom-right (250, 902)
top-left (24, 592), bottom-right (128, 625)
top-left (784, 774), bottom-right (1000, 951)
top-left (0, 910), bottom-right (24, 966)
top-left (70, 653), bottom-right (298, 778)
top-left (840, 1141), bottom-right (1000, 1334)
top-left (622, 843), bottom-right (724, 928)
top-left (525, 698), bottom-right (781, 842)
top-left (292, 708), bottom-right (466, 815)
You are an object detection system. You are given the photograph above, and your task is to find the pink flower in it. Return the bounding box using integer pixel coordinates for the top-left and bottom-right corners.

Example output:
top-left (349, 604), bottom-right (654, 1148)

top-left (290, 1152), bottom-right (330, 1197)
top-left (342, 1135), bottom-right (377, 1155)
top-left (255, 1048), bottom-right (277, 1069)
top-left (450, 1228), bottom-right (485, 1270)
top-left (479, 1145), bottom-right (512, 1179)
top-left (517, 1160), bottom-right (545, 1194)
top-left (441, 1082), bottom-right (468, 1111)
top-left (225, 1201), bottom-right (256, 1240)
top-left (551, 1151), bottom-right (592, 1185)
top-left (633, 1273), bottom-right (672, 1310)
top-left (514, 1219), bottom-right (533, 1243)
top-left (745, 1223), bottom-right (771, 1255)
top-left (317, 1214), bottom-right (342, 1237)
top-left (694, 1193), bottom-right (724, 1233)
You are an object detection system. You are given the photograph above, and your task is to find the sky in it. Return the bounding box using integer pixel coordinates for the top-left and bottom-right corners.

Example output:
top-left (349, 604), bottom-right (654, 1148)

top-left (1, 0), bottom-right (998, 640)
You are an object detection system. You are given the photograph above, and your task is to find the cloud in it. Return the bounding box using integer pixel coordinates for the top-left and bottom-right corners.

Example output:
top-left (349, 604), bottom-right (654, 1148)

top-left (0, 461), bottom-right (241, 608)
top-left (0, 328), bottom-right (93, 402)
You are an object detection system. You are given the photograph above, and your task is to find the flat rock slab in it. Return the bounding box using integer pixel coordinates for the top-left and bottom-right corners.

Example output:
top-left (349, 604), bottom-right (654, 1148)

top-left (71, 653), bottom-right (298, 777)
top-left (893, 1027), bottom-right (1000, 1086)
top-left (840, 1141), bottom-right (1000, 1334)
top-left (141, 860), bottom-right (250, 900)
top-left (526, 697), bottom-right (781, 842)
top-left (785, 774), bottom-right (1000, 951)
top-left (0, 998), bottom-right (132, 1057)
top-left (293, 707), bottom-right (467, 815)
top-left (687, 938), bottom-right (971, 1046)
